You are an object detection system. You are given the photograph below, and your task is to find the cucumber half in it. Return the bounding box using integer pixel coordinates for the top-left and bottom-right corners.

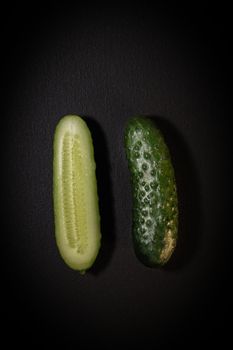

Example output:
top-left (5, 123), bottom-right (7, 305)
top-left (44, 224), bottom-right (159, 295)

top-left (53, 115), bottom-right (101, 273)
top-left (124, 116), bottom-right (178, 266)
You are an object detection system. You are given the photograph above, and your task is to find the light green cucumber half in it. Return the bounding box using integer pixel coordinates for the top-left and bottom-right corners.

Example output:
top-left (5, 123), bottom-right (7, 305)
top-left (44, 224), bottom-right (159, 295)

top-left (53, 115), bottom-right (101, 273)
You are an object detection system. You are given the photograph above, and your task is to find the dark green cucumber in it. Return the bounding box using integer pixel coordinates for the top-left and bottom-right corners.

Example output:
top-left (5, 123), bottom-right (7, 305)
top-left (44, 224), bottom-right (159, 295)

top-left (124, 117), bottom-right (178, 266)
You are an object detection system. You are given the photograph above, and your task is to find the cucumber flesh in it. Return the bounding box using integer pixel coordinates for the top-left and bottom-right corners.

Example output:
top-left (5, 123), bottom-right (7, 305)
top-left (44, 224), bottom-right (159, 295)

top-left (53, 115), bottom-right (101, 273)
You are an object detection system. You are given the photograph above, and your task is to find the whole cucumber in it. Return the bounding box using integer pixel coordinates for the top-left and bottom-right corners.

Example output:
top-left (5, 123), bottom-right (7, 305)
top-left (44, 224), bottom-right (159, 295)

top-left (124, 117), bottom-right (178, 266)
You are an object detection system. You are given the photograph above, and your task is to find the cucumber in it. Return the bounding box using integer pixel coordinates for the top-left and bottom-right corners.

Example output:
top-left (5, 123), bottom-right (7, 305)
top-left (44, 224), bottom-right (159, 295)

top-left (53, 115), bottom-right (101, 273)
top-left (124, 117), bottom-right (178, 266)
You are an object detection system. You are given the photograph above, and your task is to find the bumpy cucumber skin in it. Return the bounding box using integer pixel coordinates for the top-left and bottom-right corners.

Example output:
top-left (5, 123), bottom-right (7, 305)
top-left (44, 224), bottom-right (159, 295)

top-left (124, 117), bottom-right (178, 267)
top-left (53, 115), bottom-right (101, 273)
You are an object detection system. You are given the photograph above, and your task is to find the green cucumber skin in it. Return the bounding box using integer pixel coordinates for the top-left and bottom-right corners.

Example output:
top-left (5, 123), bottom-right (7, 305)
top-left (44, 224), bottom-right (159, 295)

top-left (124, 117), bottom-right (178, 267)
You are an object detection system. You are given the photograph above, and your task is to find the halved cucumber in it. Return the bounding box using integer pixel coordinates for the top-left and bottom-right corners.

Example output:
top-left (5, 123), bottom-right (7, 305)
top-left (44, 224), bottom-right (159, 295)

top-left (53, 115), bottom-right (101, 273)
top-left (124, 117), bottom-right (178, 266)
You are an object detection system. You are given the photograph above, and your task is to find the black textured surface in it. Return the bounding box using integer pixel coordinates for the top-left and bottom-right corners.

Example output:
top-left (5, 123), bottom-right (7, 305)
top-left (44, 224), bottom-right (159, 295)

top-left (2, 4), bottom-right (231, 347)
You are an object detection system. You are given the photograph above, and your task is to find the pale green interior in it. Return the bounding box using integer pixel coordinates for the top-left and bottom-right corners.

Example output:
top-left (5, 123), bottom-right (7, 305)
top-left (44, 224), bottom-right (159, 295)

top-left (53, 115), bottom-right (101, 272)
top-left (62, 133), bottom-right (88, 253)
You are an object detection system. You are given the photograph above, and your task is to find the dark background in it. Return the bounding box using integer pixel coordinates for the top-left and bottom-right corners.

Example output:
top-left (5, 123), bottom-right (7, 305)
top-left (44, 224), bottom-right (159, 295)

top-left (2, 3), bottom-right (232, 347)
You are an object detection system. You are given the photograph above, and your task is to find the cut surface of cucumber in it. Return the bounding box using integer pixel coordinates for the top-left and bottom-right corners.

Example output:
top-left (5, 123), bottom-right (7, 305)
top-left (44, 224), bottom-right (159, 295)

top-left (53, 115), bottom-right (101, 273)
